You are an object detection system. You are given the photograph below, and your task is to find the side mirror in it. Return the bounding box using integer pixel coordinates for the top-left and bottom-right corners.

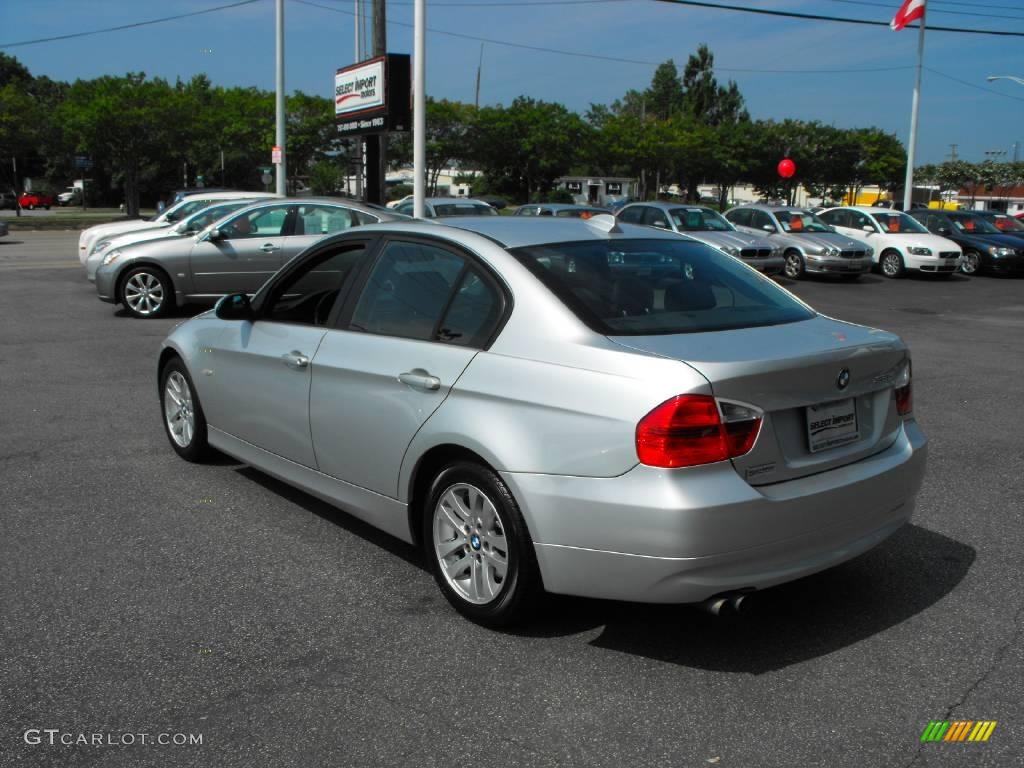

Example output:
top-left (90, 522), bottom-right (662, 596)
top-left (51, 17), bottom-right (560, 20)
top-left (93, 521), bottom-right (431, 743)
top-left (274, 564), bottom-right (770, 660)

top-left (762, 225), bottom-right (774, 233)
top-left (652, 219), bottom-right (668, 228)
top-left (215, 292), bottom-right (253, 321)
top-left (937, 227), bottom-right (951, 236)
top-left (862, 225), bottom-right (874, 233)
top-left (206, 228), bottom-right (223, 242)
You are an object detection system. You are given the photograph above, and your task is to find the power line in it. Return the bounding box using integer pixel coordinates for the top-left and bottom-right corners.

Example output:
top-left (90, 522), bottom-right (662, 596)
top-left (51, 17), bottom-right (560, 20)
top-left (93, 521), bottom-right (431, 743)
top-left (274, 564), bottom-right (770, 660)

top-left (650, 0), bottom-right (1024, 36)
top-left (0, 0), bottom-right (264, 49)
top-left (926, 66), bottom-right (1024, 103)
top-left (820, 0), bottom-right (1024, 22)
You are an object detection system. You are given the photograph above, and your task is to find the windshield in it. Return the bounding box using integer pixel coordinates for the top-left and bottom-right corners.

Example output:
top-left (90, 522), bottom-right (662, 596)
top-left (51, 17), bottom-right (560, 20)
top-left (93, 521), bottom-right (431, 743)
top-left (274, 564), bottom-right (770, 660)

top-left (669, 207), bottom-right (732, 232)
top-left (510, 239), bottom-right (814, 336)
top-left (870, 211), bottom-right (928, 234)
top-left (949, 214), bottom-right (1001, 234)
top-left (773, 210), bottom-right (832, 233)
top-left (984, 213), bottom-right (1024, 232)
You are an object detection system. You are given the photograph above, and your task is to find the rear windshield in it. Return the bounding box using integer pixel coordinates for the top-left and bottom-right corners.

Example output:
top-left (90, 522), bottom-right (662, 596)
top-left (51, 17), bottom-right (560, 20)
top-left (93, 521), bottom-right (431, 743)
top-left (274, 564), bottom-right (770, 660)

top-left (510, 239), bottom-right (814, 335)
top-left (433, 203), bottom-right (496, 217)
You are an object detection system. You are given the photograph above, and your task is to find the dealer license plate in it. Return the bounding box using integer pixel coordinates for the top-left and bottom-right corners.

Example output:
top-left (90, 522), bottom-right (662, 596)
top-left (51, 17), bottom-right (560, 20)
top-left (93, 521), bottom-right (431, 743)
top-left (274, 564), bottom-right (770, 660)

top-left (806, 398), bottom-right (859, 453)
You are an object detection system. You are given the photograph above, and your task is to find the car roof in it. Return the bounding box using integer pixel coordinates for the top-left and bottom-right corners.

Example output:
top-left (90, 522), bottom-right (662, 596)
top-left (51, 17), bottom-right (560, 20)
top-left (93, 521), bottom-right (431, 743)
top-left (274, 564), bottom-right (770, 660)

top-left (629, 201), bottom-right (719, 212)
top-left (419, 215), bottom-right (683, 248)
top-left (226, 196), bottom-right (405, 219)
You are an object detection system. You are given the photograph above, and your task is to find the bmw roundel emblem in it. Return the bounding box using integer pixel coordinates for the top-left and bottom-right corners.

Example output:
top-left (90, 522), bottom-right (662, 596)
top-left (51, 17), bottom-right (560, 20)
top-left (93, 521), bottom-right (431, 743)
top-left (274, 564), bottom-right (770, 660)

top-left (837, 368), bottom-right (851, 390)
top-left (470, 533), bottom-right (482, 551)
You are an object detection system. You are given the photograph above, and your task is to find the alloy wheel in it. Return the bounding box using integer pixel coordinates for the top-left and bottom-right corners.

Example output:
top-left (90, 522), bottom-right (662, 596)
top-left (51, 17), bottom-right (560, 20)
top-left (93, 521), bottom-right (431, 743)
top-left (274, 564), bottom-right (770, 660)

top-left (163, 371), bottom-right (195, 448)
top-left (432, 482), bottom-right (509, 605)
top-left (882, 253), bottom-right (901, 277)
top-left (784, 253), bottom-right (803, 278)
top-left (961, 251), bottom-right (980, 275)
top-left (124, 272), bottom-right (165, 315)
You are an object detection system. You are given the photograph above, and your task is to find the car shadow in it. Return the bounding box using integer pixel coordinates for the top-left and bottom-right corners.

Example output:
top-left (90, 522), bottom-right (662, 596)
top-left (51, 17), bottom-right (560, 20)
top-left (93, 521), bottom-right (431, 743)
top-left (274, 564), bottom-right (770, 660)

top-left (235, 465), bottom-right (425, 570)
top-left (514, 524), bottom-right (973, 673)
top-left (225, 463), bottom-right (974, 671)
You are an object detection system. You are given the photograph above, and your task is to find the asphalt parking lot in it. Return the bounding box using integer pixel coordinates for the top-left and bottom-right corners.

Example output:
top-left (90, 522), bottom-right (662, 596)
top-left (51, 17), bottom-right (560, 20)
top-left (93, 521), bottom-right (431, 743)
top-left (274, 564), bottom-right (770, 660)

top-left (1, 230), bottom-right (1021, 768)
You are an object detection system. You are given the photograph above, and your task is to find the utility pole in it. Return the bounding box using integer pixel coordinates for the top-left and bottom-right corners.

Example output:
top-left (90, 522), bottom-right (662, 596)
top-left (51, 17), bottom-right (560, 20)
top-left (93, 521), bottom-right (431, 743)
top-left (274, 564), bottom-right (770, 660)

top-left (363, 0), bottom-right (387, 204)
top-left (274, 0), bottom-right (287, 196)
top-left (474, 43), bottom-right (484, 109)
top-left (353, 0), bottom-right (363, 199)
top-left (413, 0), bottom-right (425, 218)
top-left (946, 144), bottom-right (959, 162)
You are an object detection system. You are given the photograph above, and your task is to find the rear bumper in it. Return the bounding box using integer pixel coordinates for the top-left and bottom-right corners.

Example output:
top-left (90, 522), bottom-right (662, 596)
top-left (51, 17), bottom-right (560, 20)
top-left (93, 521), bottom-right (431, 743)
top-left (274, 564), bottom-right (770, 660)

top-left (503, 419), bottom-right (927, 604)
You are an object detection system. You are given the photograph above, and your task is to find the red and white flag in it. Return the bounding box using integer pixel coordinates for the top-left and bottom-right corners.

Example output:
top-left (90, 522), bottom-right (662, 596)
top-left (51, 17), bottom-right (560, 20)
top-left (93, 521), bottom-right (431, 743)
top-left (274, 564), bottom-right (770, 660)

top-left (891, 0), bottom-right (925, 31)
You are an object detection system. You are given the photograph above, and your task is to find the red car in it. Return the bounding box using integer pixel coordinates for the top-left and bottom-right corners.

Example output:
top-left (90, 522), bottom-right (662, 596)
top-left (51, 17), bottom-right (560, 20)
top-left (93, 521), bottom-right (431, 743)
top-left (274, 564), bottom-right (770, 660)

top-left (19, 191), bottom-right (54, 210)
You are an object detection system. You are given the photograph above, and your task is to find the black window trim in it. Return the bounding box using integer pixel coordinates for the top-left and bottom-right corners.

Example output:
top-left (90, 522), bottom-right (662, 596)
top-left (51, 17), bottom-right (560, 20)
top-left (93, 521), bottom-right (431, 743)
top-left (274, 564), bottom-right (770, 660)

top-left (250, 233), bottom-right (379, 328)
top-left (333, 233), bottom-right (514, 351)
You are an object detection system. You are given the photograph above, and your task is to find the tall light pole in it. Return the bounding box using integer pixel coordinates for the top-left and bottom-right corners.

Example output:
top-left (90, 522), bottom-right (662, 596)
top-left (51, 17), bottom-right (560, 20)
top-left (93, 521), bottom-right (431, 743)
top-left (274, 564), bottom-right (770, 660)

top-left (275, 0), bottom-right (287, 196)
top-left (413, 0), bottom-right (425, 218)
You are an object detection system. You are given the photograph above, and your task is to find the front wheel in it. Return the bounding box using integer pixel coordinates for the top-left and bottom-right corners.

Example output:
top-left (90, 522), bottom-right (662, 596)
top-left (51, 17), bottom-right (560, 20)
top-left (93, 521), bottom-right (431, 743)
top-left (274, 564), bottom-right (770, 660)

top-left (783, 250), bottom-right (805, 279)
top-left (880, 250), bottom-right (906, 279)
top-left (424, 461), bottom-right (541, 627)
top-left (960, 250), bottom-right (981, 276)
top-left (159, 358), bottom-right (210, 462)
top-left (120, 266), bottom-right (174, 318)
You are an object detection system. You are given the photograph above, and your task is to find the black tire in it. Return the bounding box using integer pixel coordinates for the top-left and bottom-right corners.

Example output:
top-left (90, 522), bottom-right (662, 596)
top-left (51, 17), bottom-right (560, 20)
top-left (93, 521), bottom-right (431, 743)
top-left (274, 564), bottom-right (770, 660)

top-left (783, 250), bottom-right (805, 280)
top-left (119, 265), bottom-right (175, 319)
top-left (960, 250), bottom-right (982, 276)
top-left (423, 461), bottom-right (541, 627)
top-left (880, 250), bottom-right (906, 279)
top-left (159, 357), bottom-right (210, 462)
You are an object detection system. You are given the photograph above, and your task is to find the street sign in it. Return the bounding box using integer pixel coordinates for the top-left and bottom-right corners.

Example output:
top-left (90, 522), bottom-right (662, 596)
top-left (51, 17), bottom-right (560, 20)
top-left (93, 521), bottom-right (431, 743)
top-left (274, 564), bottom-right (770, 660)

top-left (260, 172), bottom-right (273, 186)
top-left (74, 155), bottom-right (93, 170)
top-left (272, 146), bottom-right (282, 164)
top-left (259, 165), bottom-right (273, 186)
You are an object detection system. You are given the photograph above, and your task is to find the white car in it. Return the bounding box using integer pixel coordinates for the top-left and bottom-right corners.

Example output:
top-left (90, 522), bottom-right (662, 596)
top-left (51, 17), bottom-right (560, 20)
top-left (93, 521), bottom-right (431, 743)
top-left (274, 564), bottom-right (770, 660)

top-left (77, 191), bottom-right (279, 263)
top-left (818, 207), bottom-right (961, 278)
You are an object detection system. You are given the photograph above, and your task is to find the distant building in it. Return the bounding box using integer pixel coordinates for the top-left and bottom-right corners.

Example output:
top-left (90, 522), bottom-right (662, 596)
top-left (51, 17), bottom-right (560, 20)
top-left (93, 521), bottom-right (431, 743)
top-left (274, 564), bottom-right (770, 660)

top-left (956, 185), bottom-right (1024, 215)
top-left (555, 176), bottom-right (636, 205)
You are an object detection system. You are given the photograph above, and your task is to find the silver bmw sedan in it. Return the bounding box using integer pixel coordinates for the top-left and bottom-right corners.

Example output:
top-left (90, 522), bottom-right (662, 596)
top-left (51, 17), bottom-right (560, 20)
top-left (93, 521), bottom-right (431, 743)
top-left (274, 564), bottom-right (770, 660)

top-left (157, 215), bottom-right (927, 626)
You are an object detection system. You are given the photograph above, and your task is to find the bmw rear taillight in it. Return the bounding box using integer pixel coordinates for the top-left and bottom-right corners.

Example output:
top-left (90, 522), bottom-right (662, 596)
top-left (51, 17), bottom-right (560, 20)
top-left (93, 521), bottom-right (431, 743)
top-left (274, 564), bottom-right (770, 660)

top-left (894, 360), bottom-right (912, 416)
top-left (636, 395), bottom-right (762, 468)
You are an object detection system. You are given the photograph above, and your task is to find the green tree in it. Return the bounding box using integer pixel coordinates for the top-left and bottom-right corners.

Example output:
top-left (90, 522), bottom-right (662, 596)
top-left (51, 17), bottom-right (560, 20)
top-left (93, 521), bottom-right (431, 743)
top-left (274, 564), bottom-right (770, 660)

top-left (60, 73), bottom-right (177, 215)
top-left (470, 97), bottom-right (587, 201)
top-left (681, 44), bottom-right (749, 126)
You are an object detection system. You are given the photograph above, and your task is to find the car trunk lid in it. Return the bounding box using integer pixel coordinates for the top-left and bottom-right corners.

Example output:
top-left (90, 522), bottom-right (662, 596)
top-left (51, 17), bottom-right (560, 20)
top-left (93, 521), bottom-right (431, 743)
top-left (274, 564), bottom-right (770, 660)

top-left (610, 315), bottom-right (908, 485)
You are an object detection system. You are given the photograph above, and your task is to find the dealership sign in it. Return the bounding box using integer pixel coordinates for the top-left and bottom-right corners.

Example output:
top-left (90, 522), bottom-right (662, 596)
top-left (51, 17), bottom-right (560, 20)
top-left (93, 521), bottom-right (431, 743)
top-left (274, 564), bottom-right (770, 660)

top-left (334, 54), bottom-right (411, 136)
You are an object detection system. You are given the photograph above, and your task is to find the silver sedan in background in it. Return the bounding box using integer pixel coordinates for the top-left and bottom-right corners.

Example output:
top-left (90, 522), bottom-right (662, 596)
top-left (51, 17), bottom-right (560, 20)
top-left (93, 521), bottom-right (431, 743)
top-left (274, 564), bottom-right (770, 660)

top-left (96, 198), bottom-right (402, 318)
top-left (157, 215), bottom-right (927, 626)
top-left (725, 204), bottom-right (874, 280)
top-left (85, 199), bottom-right (259, 282)
top-left (617, 202), bottom-right (784, 275)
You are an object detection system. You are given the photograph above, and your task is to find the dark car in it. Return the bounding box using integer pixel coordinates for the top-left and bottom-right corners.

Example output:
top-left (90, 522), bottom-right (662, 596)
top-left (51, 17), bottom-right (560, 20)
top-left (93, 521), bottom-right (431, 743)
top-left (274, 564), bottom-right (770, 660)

top-left (0, 191), bottom-right (18, 210)
top-left (909, 209), bottom-right (1024, 276)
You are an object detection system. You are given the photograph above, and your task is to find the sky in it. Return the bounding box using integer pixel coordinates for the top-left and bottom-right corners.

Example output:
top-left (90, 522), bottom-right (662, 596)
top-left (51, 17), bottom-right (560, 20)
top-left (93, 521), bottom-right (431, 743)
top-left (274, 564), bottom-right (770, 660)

top-left (2, 0), bottom-right (1023, 165)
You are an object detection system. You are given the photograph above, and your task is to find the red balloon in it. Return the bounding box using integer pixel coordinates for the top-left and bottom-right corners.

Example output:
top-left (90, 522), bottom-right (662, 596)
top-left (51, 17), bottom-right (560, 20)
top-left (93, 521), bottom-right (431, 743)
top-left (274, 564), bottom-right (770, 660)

top-left (778, 158), bottom-right (796, 178)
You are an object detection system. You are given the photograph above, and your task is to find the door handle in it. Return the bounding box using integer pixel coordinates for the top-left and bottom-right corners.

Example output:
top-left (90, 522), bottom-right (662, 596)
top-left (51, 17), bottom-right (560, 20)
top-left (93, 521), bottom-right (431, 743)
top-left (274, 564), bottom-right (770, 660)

top-left (281, 351), bottom-right (310, 370)
top-left (398, 371), bottom-right (441, 391)
top-left (260, 243), bottom-right (280, 253)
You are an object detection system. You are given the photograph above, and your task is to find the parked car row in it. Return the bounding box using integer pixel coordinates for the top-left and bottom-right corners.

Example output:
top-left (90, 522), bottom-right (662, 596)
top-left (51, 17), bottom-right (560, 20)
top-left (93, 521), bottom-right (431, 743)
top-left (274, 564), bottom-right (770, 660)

top-left (80, 195), bottom-right (406, 318)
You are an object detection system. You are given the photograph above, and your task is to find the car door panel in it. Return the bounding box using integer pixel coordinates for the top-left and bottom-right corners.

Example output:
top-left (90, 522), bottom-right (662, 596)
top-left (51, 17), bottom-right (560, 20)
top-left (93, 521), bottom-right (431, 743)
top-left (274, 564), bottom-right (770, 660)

top-left (189, 238), bottom-right (284, 295)
top-left (208, 321), bottom-right (328, 468)
top-left (309, 332), bottom-right (477, 497)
